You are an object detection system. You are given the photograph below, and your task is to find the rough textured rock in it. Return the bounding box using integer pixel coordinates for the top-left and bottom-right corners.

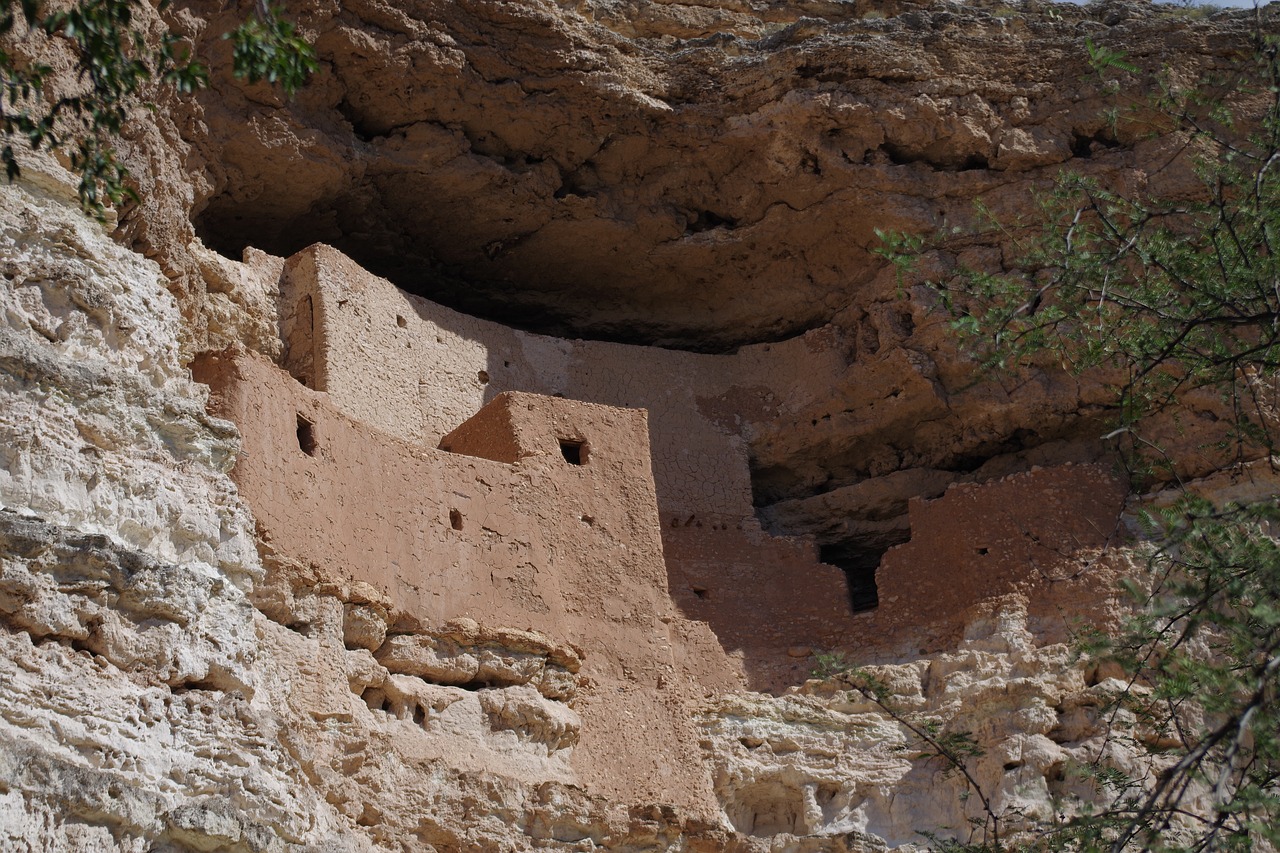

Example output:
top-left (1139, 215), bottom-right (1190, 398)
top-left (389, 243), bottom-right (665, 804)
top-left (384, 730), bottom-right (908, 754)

top-left (168, 0), bottom-right (1256, 351)
top-left (3, 1), bottom-right (1278, 850)
top-left (0, 163), bottom-right (340, 851)
top-left (120, 0), bottom-right (1266, 571)
top-left (702, 596), bottom-right (1173, 849)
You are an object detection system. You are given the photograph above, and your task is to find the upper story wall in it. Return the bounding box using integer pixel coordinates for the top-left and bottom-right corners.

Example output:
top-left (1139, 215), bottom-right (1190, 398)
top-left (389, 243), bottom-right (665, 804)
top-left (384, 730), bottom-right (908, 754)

top-left (278, 244), bottom-right (852, 522)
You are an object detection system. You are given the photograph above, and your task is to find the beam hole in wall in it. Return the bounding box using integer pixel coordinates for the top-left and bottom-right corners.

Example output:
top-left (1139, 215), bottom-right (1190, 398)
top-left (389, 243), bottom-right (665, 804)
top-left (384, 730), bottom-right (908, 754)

top-left (818, 543), bottom-right (884, 613)
top-left (559, 439), bottom-right (587, 465)
top-left (477, 370), bottom-right (489, 384)
top-left (296, 414), bottom-right (317, 456)
top-left (396, 314), bottom-right (407, 327)
top-left (691, 585), bottom-right (709, 600)
top-left (449, 509), bottom-right (464, 531)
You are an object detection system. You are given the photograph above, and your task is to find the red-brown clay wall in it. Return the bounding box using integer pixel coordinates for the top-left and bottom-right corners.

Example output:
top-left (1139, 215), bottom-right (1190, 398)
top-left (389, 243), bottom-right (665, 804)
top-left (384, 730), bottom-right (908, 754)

top-left (661, 464), bottom-right (1129, 680)
top-left (663, 517), bottom-right (858, 689)
top-left (197, 350), bottom-right (742, 816)
top-left (876, 464), bottom-right (1131, 652)
top-left (266, 244), bottom-right (1134, 687)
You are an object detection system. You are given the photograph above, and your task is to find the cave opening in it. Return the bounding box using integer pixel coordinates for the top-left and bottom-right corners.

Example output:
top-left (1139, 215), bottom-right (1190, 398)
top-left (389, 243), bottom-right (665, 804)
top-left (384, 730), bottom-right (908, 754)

top-left (191, 200), bottom-right (821, 355)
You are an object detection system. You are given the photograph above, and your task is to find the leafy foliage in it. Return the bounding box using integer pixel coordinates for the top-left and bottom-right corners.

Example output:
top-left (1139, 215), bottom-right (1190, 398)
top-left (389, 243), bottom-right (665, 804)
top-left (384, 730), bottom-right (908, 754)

top-left (1094, 499), bottom-right (1280, 851)
top-left (878, 27), bottom-right (1280, 853)
top-left (0, 0), bottom-right (315, 217)
top-left (224, 2), bottom-right (315, 95)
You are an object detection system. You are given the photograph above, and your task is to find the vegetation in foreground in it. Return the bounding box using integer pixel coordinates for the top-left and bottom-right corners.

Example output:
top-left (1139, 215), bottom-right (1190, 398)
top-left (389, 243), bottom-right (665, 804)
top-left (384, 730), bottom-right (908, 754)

top-left (872, 21), bottom-right (1280, 852)
top-left (1, 0), bottom-right (314, 216)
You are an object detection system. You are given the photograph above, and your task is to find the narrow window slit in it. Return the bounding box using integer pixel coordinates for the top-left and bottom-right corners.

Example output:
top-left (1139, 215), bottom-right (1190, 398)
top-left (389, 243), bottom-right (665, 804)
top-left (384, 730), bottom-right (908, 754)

top-left (296, 415), bottom-right (317, 456)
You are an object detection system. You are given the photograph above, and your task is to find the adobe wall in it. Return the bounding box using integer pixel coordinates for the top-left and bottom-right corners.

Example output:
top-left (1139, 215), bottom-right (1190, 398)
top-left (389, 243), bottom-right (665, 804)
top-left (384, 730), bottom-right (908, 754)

top-left (279, 244), bottom-right (849, 522)
top-left (196, 350), bottom-right (743, 815)
top-left (270, 244), bottom-right (1134, 686)
top-left (876, 463), bottom-right (1131, 652)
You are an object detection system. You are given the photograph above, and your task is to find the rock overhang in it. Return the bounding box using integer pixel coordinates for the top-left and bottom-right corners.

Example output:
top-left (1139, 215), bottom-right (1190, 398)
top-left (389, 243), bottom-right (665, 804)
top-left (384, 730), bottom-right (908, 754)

top-left (179, 0), bottom-right (1264, 351)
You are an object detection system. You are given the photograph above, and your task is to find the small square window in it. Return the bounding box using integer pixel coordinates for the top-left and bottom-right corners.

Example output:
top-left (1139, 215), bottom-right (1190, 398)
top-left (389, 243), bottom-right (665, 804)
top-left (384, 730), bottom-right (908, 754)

top-left (559, 439), bottom-right (588, 465)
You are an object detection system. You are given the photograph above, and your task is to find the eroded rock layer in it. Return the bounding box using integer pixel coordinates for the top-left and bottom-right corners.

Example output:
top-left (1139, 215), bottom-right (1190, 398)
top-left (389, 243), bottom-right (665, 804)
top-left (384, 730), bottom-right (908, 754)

top-left (169, 0), bottom-right (1251, 351)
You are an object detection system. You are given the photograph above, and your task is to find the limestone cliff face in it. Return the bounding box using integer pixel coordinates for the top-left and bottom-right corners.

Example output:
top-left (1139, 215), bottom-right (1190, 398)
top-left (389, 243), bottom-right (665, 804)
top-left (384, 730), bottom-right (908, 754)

top-left (1, 1), bottom-right (1276, 851)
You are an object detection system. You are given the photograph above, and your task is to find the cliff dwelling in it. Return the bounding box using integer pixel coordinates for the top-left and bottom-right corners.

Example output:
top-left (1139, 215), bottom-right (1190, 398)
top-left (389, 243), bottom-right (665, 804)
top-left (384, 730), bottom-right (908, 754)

top-left (2, 0), bottom-right (1278, 849)
top-left (204, 243), bottom-right (1132, 677)
top-left (185, 241), bottom-right (1133, 820)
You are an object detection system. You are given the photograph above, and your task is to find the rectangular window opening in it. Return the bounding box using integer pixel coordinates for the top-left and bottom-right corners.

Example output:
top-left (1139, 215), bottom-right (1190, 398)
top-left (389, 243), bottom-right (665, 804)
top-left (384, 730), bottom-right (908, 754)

top-left (296, 415), bottom-right (318, 456)
top-left (819, 544), bottom-right (883, 613)
top-left (559, 439), bottom-right (587, 465)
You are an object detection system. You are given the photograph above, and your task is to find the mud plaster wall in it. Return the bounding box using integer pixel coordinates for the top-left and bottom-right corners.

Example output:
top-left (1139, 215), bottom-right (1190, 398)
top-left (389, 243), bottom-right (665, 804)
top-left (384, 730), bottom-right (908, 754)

top-left (877, 464), bottom-right (1131, 652)
top-left (274, 245), bottom-right (1132, 676)
top-left (279, 244), bottom-right (837, 521)
top-left (197, 349), bottom-right (741, 815)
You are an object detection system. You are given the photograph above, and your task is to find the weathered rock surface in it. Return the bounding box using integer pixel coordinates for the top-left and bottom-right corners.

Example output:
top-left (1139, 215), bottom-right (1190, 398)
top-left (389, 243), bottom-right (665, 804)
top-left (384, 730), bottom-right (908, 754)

top-left (703, 596), bottom-right (1176, 848)
top-left (3, 0), bottom-right (1276, 849)
top-left (168, 0), bottom-right (1255, 352)
top-left (0, 164), bottom-right (338, 851)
